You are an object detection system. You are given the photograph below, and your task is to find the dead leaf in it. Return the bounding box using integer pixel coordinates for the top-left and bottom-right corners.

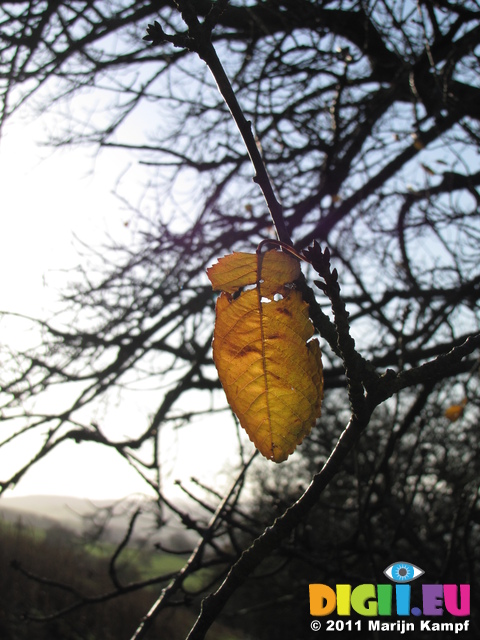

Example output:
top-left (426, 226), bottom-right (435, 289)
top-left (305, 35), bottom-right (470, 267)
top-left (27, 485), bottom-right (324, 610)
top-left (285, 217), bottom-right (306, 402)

top-left (207, 250), bottom-right (323, 462)
top-left (445, 398), bottom-right (467, 422)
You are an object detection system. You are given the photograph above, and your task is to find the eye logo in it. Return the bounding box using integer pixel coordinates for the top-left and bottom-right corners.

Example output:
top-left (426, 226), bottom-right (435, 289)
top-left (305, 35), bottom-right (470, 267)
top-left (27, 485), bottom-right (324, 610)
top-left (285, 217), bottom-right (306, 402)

top-left (384, 561), bottom-right (424, 583)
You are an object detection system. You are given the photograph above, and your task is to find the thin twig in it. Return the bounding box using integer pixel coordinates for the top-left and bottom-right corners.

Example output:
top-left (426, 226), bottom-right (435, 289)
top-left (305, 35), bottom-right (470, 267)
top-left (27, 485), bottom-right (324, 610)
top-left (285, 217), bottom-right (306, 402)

top-left (144, 3), bottom-right (291, 244)
top-left (109, 507), bottom-right (142, 590)
top-left (11, 561), bottom-right (184, 622)
top-left (130, 452), bottom-right (257, 640)
top-left (185, 411), bottom-right (372, 640)
top-left (197, 41), bottom-right (292, 244)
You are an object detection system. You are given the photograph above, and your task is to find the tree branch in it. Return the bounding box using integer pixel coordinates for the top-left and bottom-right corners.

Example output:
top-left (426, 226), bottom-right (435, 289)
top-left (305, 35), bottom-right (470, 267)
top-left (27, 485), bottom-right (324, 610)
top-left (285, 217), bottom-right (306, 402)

top-left (185, 410), bottom-right (372, 640)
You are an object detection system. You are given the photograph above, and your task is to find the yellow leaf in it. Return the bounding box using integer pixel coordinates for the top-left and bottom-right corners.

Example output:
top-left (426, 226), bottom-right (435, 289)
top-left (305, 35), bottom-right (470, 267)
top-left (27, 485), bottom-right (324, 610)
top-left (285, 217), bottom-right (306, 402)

top-left (444, 398), bottom-right (467, 422)
top-left (207, 249), bottom-right (323, 462)
top-left (208, 250), bottom-right (300, 295)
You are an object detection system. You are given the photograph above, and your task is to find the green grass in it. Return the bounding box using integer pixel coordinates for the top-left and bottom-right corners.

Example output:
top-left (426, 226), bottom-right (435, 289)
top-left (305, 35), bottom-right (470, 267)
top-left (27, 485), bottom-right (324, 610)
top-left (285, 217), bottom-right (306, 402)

top-left (82, 539), bottom-right (216, 592)
top-left (0, 514), bottom-right (47, 542)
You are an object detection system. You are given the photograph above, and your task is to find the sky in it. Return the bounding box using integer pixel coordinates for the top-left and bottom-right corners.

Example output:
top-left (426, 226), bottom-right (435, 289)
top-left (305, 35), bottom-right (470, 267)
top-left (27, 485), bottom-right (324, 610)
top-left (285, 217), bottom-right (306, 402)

top-left (0, 115), bottom-right (239, 501)
top-left (0, 119), bottom-right (125, 313)
top-left (0, 117), bottom-right (136, 498)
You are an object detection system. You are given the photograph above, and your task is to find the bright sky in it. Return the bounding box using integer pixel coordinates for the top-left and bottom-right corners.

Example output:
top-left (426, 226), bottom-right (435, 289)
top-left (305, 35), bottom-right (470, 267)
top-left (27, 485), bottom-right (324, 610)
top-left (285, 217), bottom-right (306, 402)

top-left (0, 116), bottom-right (238, 500)
top-left (1, 120), bottom-right (124, 310)
top-left (0, 117), bottom-right (138, 498)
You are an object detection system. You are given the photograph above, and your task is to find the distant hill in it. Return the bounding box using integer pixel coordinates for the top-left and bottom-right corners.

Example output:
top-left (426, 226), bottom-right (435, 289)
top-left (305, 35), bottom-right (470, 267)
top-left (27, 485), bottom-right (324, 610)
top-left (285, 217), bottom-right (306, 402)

top-left (0, 497), bottom-right (245, 640)
top-left (0, 494), bottom-right (102, 529)
top-left (0, 494), bottom-right (197, 550)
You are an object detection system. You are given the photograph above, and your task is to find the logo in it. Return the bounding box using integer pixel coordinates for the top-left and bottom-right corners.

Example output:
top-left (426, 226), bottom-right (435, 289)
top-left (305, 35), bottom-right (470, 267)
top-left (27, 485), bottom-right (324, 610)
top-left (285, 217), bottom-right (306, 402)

top-left (309, 562), bottom-right (470, 634)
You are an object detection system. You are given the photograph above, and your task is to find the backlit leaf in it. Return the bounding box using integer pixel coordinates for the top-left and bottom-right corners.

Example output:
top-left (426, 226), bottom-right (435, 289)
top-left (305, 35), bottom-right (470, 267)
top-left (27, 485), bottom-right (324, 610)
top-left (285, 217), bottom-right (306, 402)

top-left (207, 250), bottom-right (323, 462)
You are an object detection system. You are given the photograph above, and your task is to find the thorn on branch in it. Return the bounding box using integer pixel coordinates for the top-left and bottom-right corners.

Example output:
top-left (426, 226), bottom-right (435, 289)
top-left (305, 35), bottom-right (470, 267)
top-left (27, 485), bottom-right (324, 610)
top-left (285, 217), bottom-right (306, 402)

top-left (303, 241), bottom-right (369, 416)
top-left (313, 280), bottom-right (327, 294)
top-left (145, 0), bottom-right (225, 52)
top-left (303, 242), bottom-right (340, 296)
top-left (143, 21), bottom-right (166, 44)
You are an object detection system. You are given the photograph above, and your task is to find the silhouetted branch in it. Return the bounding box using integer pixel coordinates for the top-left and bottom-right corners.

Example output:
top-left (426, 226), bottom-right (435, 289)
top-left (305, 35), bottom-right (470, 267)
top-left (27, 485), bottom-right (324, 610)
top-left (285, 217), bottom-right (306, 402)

top-left (131, 452), bottom-right (257, 640)
top-left (186, 411), bottom-right (372, 640)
